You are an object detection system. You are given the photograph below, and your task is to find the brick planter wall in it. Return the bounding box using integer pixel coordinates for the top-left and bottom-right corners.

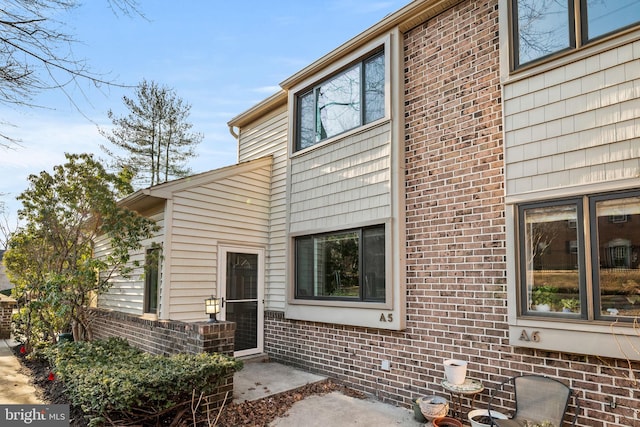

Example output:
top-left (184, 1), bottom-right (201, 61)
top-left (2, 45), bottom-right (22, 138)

top-left (263, 1), bottom-right (640, 426)
top-left (0, 294), bottom-right (16, 339)
top-left (88, 307), bottom-right (236, 412)
top-left (88, 307), bottom-right (235, 356)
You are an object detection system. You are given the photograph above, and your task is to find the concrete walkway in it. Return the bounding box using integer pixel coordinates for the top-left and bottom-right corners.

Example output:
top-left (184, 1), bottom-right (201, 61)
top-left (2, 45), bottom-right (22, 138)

top-left (233, 358), bottom-right (327, 402)
top-left (234, 359), bottom-right (425, 426)
top-left (270, 391), bottom-right (423, 427)
top-left (0, 338), bottom-right (45, 405)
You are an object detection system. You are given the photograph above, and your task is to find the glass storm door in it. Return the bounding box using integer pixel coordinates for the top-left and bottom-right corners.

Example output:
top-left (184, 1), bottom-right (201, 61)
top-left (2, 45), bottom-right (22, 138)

top-left (219, 246), bottom-right (264, 357)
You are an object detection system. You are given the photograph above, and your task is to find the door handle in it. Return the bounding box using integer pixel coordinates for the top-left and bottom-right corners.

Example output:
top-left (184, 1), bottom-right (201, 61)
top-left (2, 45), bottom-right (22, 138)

top-left (221, 297), bottom-right (224, 308)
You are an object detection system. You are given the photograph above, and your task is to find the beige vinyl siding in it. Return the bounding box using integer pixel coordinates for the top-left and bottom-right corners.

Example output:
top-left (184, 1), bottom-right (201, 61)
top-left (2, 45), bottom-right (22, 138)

top-left (289, 122), bottom-right (392, 233)
top-left (238, 105), bottom-right (288, 311)
top-left (97, 210), bottom-right (165, 315)
top-left (166, 166), bottom-right (271, 321)
top-left (503, 41), bottom-right (640, 198)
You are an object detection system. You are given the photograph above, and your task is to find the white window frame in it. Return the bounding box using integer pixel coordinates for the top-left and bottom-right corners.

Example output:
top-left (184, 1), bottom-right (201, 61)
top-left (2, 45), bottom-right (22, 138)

top-left (288, 34), bottom-right (391, 156)
top-left (507, 189), bottom-right (640, 360)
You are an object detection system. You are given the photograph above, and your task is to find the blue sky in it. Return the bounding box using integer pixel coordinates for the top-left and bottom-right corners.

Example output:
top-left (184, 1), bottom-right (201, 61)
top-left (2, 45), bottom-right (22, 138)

top-left (0, 0), bottom-right (410, 222)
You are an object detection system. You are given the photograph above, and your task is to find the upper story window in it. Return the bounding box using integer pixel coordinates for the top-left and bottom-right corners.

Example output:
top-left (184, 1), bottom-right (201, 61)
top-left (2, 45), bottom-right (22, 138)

top-left (518, 190), bottom-right (640, 321)
top-left (295, 50), bottom-right (385, 151)
top-left (512, 0), bottom-right (640, 68)
top-left (294, 225), bottom-right (385, 302)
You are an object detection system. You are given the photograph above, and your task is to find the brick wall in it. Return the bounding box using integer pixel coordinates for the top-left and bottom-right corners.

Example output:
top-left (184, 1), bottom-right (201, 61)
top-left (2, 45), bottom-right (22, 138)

top-left (0, 294), bottom-right (16, 339)
top-left (404, 0), bottom-right (506, 414)
top-left (89, 307), bottom-right (235, 356)
top-left (265, 1), bottom-right (640, 426)
top-left (88, 308), bottom-right (236, 413)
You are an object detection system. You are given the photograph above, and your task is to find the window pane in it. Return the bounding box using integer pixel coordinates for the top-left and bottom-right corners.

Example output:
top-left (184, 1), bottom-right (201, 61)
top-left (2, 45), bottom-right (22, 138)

top-left (144, 248), bottom-right (161, 313)
top-left (226, 252), bottom-right (258, 300)
top-left (317, 65), bottom-right (361, 141)
top-left (297, 91), bottom-right (316, 150)
top-left (364, 53), bottom-right (385, 124)
top-left (585, 0), bottom-right (640, 41)
top-left (295, 231), bottom-right (360, 299)
top-left (315, 231), bottom-right (359, 298)
top-left (515, 0), bottom-right (571, 65)
top-left (295, 236), bottom-right (314, 297)
top-left (295, 226), bottom-right (385, 301)
top-left (295, 49), bottom-right (385, 151)
top-left (522, 204), bottom-right (581, 314)
top-left (594, 194), bottom-right (640, 319)
top-left (363, 226), bottom-right (385, 301)
top-left (225, 301), bottom-right (257, 351)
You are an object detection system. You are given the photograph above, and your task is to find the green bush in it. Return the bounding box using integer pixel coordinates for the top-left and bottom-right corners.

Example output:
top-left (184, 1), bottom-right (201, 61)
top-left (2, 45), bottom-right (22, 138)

top-left (531, 285), bottom-right (559, 306)
top-left (44, 338), bottom-right (243, 425)
top-left (12, 304), bottom-right (64, 352)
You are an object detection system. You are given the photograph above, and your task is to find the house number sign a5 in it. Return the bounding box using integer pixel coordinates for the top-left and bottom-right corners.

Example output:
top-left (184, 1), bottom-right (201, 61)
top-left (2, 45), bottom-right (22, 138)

top-left (519, 329), bottom-right (540, 342)
top-left (379, 313), bottom-right (393, 322)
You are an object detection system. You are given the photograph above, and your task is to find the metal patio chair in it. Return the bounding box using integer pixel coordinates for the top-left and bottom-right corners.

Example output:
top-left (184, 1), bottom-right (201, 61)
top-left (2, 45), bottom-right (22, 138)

top-left (488, 375), bottom-right (579, 427)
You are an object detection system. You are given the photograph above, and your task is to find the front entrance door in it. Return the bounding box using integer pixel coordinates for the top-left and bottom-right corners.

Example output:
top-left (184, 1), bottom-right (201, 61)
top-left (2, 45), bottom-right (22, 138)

top-left (218, 245), bottom-right (264, 357)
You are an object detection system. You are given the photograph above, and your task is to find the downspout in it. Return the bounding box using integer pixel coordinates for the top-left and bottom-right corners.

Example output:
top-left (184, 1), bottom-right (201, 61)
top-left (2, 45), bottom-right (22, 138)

top-left (228, 125), bottom-right (239, 140)
top-left (229, 125), bottom-right (241, 162)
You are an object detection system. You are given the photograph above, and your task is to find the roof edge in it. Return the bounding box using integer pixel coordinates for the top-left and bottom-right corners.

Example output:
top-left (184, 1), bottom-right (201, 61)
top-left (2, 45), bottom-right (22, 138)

top-left (225, 0), bottom-right (463, 131)
top-left (227, 90), bottom-right (287, 128)
top-left (119, 156), bottom-right (273, 207)
top-left (280, 0), bottom-right (463, 89)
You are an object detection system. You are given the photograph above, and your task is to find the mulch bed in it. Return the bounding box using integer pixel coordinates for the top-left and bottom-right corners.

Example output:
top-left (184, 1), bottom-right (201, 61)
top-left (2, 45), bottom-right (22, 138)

top-left (12, 345), bottom-right (366, 426)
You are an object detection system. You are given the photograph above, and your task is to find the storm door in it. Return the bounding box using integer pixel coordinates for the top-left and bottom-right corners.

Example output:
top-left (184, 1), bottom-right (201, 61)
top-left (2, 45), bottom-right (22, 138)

top-left (218, 245), bottom-right (264, 357)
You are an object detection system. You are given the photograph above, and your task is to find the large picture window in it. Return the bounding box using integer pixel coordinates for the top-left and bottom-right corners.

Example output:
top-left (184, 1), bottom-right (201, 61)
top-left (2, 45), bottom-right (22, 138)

top-left (295, 50), bottom-right (385, 151)
top-left (511, 0), bottom-right (640, 68)
top-left (518, 190), bottom-right (640, 321)
top-left (295, 225), bottom-right (385, 302)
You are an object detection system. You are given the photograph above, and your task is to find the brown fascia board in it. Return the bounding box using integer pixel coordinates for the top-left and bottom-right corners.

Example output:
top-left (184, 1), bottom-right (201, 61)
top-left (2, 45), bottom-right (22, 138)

top-left (279, 0), bottom-right (464, 90)
top-left (118, 156), bottom-right (273, 211)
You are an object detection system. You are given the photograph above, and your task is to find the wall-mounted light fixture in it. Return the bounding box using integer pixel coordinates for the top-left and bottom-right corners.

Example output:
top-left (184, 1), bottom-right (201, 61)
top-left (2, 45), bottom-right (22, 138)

top-left (204, 296), bottom-right (221, 323)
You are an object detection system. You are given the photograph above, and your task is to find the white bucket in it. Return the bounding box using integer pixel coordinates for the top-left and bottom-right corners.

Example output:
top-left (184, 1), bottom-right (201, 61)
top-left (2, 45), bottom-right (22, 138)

top-left (443, 359), bottom-right (467, 385)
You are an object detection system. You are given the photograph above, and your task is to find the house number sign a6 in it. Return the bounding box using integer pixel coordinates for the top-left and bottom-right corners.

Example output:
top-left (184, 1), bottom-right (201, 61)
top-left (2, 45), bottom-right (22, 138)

top-left (519, 329), bottom-right (540, 342)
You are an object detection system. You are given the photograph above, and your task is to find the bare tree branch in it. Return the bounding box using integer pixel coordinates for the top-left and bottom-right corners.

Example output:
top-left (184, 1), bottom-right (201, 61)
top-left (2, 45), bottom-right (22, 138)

top-left (0, 0), bottom-right (144, 148)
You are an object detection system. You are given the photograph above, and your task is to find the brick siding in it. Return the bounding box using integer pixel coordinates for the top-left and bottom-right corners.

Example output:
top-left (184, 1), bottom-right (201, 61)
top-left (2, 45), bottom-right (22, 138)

top-left (89, 307), bottom-right (235, 356)
top-left (0, 294), bottom-right (16, 339)
top-left (264, 1), bottom-right (640, 426)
